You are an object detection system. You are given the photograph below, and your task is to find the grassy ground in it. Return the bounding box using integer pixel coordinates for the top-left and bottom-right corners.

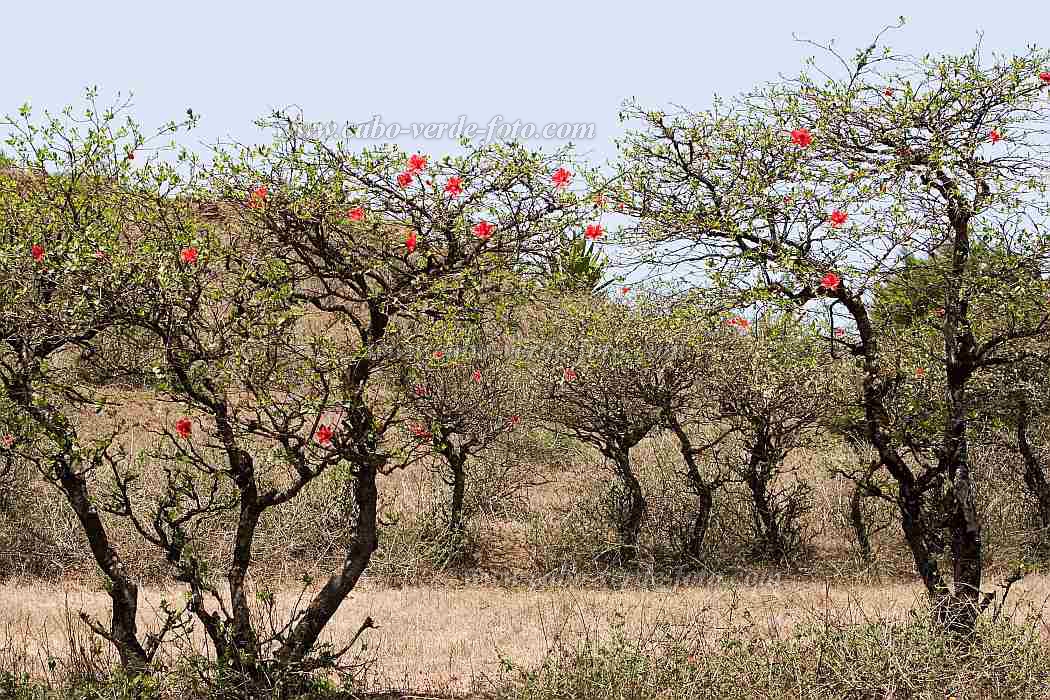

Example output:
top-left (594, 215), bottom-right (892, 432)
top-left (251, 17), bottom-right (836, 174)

top-left (2, 382), bottom-right (1050, 697)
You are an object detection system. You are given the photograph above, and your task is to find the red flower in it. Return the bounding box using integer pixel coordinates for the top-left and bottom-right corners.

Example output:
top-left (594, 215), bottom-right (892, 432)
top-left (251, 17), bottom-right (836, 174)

top-left (30, 244), bottom-right (45, 262)
top-left (473, 220), bottom-right (494, 239)
top-left (407, 153), bottom-right (428, 174)
top-left (413, 384), bottom-right (428, 397)
top-left (563, 367), bottom-right (577, 383)
top-left (410, 423), bottom-right (432, 440)
top-left (316, 425), bottom-right (334, 444)
top-left (406, 231), bottom-right (417, 253)
top-left (584, 224), bottom-right (603, 240)
top-left (471, 369), bottom-right (482, 382)
top-left (819, 272), bottom-right (841, 291)
top-left (790, 128), bottom-right (813, 148)
top-left (1040, 71), bottom-right (1050, 84)
top-left (834, 327), bottom-right (846, 337)
top-left (180, 247), bottom-right (198, 264)
top-left (884, 87), bottom-right (894, 97)
top-left (552, 167), bottom-right (571, 188)
top-left (175, 418), bottom-right (192, 439)
top-left (621, 286), bottom-right (630, 295)
top-left (933, 307), bottom-right (945, 318)
top-left (126, 150), bottom-right (135, 161)
top-left (247, 186), bottom-right (268, 209)
top-left (989, 129), bottom-right (1002, 144)
top-left (915, 367), bottom-right (925, 377)
top-left (829, 210), bottom-right (848, 227)
top-left (509, 415), bottom-right (520, 427)
top-left (348, 207), bottom-right (365, 221)
top-left (397, 171), bottom-right (413, 188)
top-left (433, 350), bottom-right (445, 359)
top-left (727, 316), bottom-right (750, 329)
top-left (444, 177), bottom-right (463, 197)
top-left (0, 434), bottom-right (13, 449)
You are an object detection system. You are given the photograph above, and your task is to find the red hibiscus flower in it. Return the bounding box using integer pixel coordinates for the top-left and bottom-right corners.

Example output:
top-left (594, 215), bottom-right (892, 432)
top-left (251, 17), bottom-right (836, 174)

top-left (180, 247), bottom-right (198, 264)
top-left (473, 220), bottom-right (494, 239)
top-left (413, 384), bottom-right (428, 397)
top-left (406, 231), bottom-right (417, 253)
top-left (790, 128), bottom-right (813, 148)
top-left (621, 286), bottom-right (630, 295)
top-left (316, 425), bottom-right (334, 444)
top-left (727, 316), bottom-right (750, 329)
top-left (397, 171), bottom-right (413, 188)
top-left (31, 244), bottom-right (45, 262)
top-left (444, 177), bottom-right (463, 197)
top-left (407, 154), bottom-right (428, 173)
top-left (509, 415), bottom-right (520, 427)
top-left (348, 207), bottom-right (365, 221)
top-left (584, 224), bottom-right (603, 240)
top-left (989, 129), bottom-right (1002, 144)
top-left (410, 423), bottom-right (432, 440)
top-left (433, 350), bottom-right (445, 359)
top-left (552, 167), bottom-right (571, 188)
top-left (563, 367), bottom-right (577, 383)
top-left (0, 434), bottom-right (14, 449)
top-left (915, 367), bottom-right (925, 377)
top-left (247, 186), bottom-right (268, 209)
top-left (834, 327), bottom-right (846, 337)
top-left (471, 369), bottom-right (482, 382)
top-left (175, 417), bottom-right (193, 439)
top-left (829, 210), bottom-right (848, 227)
top-left (819, 272), bottom-right (841, 291)
top-left (1040, 71), bottom-right (1050, 84)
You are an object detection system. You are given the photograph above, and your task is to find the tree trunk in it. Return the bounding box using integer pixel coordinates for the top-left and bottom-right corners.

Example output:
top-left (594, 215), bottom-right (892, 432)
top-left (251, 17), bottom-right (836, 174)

top-left (57, 460), bottom-right (149, 671)
top-left (687, 485), bottom-right (714, 560)
top-left (605, 445), bottom-right (645, 558)
top-left (446, 449), bottom-right (467, 535)
top-left (664, 409), bottom-right (716, 561)
top-left (1016, 399), bottom-right (1050, 531)
top-left (849, 481), bottom-right (874, 563)
top-left (941, 366), bottom-right (983, 636)
top-left (278, 456), bottom-right (379, 666)
top-left (743, 446), bottom-right (784, 559)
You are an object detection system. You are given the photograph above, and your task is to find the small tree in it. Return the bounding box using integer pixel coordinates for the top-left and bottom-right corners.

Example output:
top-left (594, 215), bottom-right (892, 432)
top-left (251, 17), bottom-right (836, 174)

top-left (0, 93), bottom-right (197, 672)
top-left (707, 312), bottom-right (842, 562)
top-left (393, 321), bottom-right (534, 538)
top-left (194, 113), bottom-right (593, 680)
top-left (614, 31), bottom-right (1050, 633)
top-left (526, 294), bottom-right (712, 561)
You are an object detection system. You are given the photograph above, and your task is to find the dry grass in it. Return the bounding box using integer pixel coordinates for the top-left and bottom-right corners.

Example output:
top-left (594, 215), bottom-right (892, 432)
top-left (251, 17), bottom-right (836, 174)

top-left (0, 574), bottom-right (1046, 696)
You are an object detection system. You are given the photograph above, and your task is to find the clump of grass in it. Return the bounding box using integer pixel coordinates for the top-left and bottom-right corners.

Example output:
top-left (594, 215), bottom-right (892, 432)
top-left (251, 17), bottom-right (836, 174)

top-left (498, 599), bottom-right (1050, 700)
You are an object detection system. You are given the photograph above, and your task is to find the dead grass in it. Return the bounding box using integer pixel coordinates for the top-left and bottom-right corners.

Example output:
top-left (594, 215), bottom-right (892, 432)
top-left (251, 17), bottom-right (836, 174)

top-left (0, 573), bottom-right (1046, 696)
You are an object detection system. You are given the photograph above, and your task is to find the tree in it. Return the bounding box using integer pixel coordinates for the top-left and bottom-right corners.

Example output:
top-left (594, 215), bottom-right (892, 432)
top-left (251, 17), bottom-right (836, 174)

top-left (0, 92), bottom-right (197, 672)
top-left (709, 312), bottom-right (842, 562)
top-left (614, 30), bottom-right (1050, 633)
top-left (393, 320), bottom-right (534, 538)
top-left (526, 293), bottom-right (712, 561)
top-left (193, 112), bottom-right (593, 682)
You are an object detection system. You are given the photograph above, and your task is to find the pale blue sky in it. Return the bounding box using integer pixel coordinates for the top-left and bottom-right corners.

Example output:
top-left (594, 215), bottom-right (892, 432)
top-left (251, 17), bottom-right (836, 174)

top-left (4, 1), bottom-right (1048, 162)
